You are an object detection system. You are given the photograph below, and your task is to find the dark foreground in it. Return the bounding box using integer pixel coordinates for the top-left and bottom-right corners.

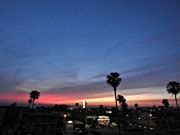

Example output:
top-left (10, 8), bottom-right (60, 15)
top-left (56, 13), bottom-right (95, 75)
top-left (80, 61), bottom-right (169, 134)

top-left (1, 106), bottom-right (180, 135)
top-left (63, 127), bottom-right (180, 135)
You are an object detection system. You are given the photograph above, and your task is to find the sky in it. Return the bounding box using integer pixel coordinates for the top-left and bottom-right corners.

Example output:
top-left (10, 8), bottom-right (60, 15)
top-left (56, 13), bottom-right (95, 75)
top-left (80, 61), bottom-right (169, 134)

top-left (0, 0), bottom-right (180, 107)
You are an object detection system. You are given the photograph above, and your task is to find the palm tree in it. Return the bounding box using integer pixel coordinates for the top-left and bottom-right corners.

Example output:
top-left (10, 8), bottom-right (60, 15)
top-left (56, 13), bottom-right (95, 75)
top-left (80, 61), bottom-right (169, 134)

top-left (28, 99), bottom-right (32, 109)
top-left (106, 72), bottom-right (122, 108)
top-left (29, 90), bottom-right (40, 109)
top-left (162, 99), bottom-right (170, 128)
top-left (117, 95), bottom-right (128, 114)
top-left (106, 72), bottom-right (122, 135)
top-left (117, 95), bottom-right (128, 131)
top-left (117, 95), bottom-right (124, 104)
top-left (166, 81), bottom-right (180, 111)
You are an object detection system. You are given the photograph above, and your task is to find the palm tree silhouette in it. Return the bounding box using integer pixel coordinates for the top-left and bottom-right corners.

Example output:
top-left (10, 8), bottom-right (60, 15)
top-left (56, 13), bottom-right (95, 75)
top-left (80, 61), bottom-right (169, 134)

top-left (106, 72), bottom-right (122, 108)
top-left (28, 99), bottom-right (32, 109)
top-left (106, 73), bottom-right (122, 135)
top-left (117, 95), bottom-right (128, 131)
top-left (117, 95), bottom-right (128, 113)
top-left (117, 95), bottom-right (124, 104)
top-left (29, 90), bottom-right (40, 109)
top-left (166, 81), bottom-right (180, 111)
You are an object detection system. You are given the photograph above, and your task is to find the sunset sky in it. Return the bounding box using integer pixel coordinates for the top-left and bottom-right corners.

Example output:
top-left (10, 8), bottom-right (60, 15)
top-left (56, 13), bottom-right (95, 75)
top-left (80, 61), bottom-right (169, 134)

top-left (0, 0), bottom-right (180, 107)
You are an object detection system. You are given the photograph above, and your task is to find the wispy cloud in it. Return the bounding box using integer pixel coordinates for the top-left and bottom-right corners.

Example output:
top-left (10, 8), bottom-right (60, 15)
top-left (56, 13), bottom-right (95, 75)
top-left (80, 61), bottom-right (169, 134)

top-left (0, 1), bottom-right (180, 105)
top-left (140, 28), bottom-right (180, 45)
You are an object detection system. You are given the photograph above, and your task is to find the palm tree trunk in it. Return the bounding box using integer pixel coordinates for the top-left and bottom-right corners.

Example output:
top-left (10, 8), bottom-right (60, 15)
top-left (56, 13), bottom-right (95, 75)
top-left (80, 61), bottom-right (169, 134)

top-left (175, 94), bottom-right (179, 112)
top-left (114, 87), bottom-right (117, 109)
top-left (32, 99), bottom-right (35, 109)
top-left (114, 87), bottom-right (121, 135)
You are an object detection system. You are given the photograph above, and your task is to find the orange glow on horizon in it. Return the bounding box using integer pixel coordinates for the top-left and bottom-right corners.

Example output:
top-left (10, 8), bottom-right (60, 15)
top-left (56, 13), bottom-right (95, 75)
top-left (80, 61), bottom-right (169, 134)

top-left (0, 91), bottom-right (179, 107)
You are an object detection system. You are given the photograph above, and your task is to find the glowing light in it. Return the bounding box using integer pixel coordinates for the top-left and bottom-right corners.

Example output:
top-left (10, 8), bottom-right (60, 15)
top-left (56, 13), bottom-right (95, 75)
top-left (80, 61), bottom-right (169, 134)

top-left (67, 120), bottom-right (73, 124)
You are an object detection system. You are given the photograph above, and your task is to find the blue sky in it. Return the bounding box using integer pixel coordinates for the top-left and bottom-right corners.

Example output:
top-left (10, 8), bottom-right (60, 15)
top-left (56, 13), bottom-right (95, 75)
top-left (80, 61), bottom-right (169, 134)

top-left (0, 0), bottom-right (180, 105)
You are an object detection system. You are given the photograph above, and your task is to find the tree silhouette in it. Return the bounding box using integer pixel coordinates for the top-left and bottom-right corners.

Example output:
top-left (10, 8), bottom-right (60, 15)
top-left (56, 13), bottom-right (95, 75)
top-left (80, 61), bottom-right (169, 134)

top-left (134, 103), bottom-right (138, 110)
top-left (162, 99), bottom-right (169, 109)
top-left (117, 95), bottom-right (128, 131)
top-left (28, 99), bottom-right (32, 109)
top-left (121, 99), bottom-right (128, 115)
top-left (162, 99), bottom-right (170, 128)
top-left (29, 90), bottom-right (40, 109)
top-left (99, 105), bottom-right (104, 115)
top-left (117, 95), bottom-right (124, 104)
top-left (53, 104), bottom-right (69, 112)
top-left (117, 95), bottom-right (128, 114)
top-left (106, 72), bottom-right (122, 108)
top-left (75, 103), bottom-right (80, 110)
top-left (166, 81), bottom-right (180, 111)
top-left (106, 72), bottom-right (122, 135)
top-left (75, 103), bottom-right (79, 107)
